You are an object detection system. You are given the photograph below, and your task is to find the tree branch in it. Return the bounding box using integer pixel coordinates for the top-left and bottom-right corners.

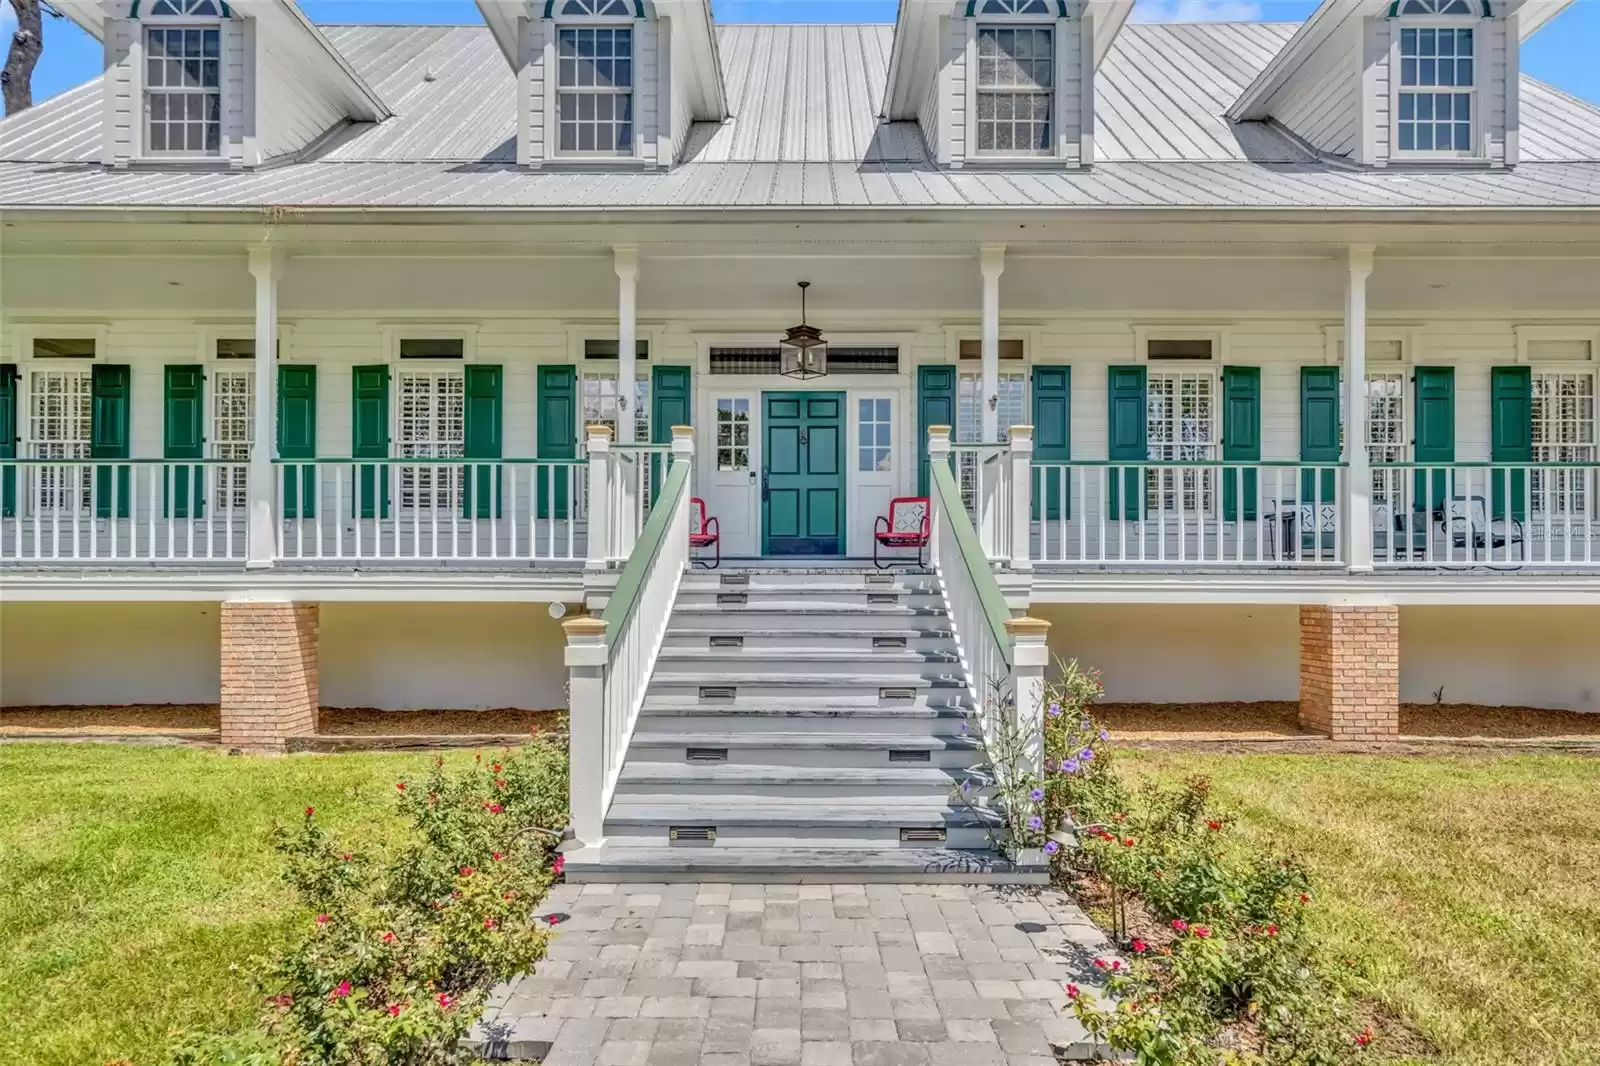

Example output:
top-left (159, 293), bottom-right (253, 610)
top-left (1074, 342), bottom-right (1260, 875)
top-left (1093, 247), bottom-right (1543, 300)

top-left (3, 0), bottom-right (46, 116)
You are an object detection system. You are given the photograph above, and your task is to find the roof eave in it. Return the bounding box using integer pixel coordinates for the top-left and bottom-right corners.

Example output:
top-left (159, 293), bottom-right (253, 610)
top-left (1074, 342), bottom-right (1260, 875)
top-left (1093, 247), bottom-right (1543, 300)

top-left (258, 0), bottom-right (392, 121)
top-left (1513, 0), bottom-right (1577, 38)
top-left (1087, 0), bottom-right (1134, 69)
top-left (1228, 0), bottom-right (1385, 122)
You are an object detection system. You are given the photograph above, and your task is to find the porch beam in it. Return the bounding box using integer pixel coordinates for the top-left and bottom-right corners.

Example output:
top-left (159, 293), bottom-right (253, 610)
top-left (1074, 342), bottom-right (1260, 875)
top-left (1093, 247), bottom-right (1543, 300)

top-left (980, 243), bottom-right (1006, 443)
top-left (614, 245), bottom-right (639, 445)
top-left (246, 245), bottom-right (284, 570)
top-left (1344, 244), bottom-right (1375, 572)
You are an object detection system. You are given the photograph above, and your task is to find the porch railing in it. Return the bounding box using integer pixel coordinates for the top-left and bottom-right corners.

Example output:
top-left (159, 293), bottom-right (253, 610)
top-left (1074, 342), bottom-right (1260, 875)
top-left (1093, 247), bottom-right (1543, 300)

top-left (565, 426), bottom-right (694, 852)
top-left (585, 433), bottom-right (675, 566)
top-left (1370, 462), bottom-right (1599, 568)
top-left (271, 458), bottom-right (587, 564)
top-left (1029, 461), bottom-right (1347, 567)
top-left (0, 459), bottom-right (250, 563)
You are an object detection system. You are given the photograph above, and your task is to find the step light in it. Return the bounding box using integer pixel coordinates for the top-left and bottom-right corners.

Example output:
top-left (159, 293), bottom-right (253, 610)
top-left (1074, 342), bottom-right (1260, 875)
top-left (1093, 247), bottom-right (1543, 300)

top-left (879, 687), bottom-right (916, 702)
top-left (864, 573), bottom-right (894, 586)
top-left (687, 747), bottom-right (729, 762)
top-left (900, 827), bottom-right (946, 843)
top-left (867, 593), bottom-right (899, 605)
top-left (872, 636), bottom-right (908, 650)
top-left (670, 826), bottom-right (717, 843)
top-left (700, 686), bottom-right (737, 701)
top-left (717, 593), bottom-right (749, 606)
top-left (721, 574), bottom-right (750, 587)
top-left (710, 635), bottom-right (744, 649)
top-left (888, 749), bottom-right (931, 763)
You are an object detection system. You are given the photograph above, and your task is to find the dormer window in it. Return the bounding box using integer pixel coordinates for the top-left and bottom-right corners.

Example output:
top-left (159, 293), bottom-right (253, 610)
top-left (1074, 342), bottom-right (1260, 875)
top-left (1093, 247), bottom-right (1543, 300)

top-left (141, 0), bottom-right (227, 156)
top-left (554, 0), bottom-right (637, 157)
top-left (975, 26), bottom-right (1054, 156)
top-left (1391, 0), bottom-right (1481, 157)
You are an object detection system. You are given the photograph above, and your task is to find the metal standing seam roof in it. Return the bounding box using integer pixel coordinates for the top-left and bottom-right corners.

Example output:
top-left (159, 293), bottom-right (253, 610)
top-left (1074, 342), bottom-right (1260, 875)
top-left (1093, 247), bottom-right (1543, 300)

top-left (0, 20), bottom-right (1598, 210)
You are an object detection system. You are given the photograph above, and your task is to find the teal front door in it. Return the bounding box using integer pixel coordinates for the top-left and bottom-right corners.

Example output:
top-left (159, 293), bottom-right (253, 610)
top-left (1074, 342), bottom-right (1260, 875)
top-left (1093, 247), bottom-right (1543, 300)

top-left (762, 392), bottom-right (845, 556)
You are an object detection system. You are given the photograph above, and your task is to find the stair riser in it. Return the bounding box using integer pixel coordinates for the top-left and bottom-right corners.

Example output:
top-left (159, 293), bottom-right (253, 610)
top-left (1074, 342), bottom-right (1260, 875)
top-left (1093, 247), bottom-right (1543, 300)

top-left (615, 783), bottom-right (984, 802)
top-left (666, 611), bottom-right (949, 632)
top-left (628, 746), bottom-right (979, 769)
top-left (651, 658), bottom-right (960, 678)
top-left (660, 635), bottom-right (954, 654)
top-left (644, 684), bottom-right (969, 708)
top-left (683, 574), bottom-right (933, 590)
top-left (675, 593), bottom-right (947, 611)
top-left (601, 827), bottom-right (996, 849)
top-left (635, 712), bottom-right (969, 735)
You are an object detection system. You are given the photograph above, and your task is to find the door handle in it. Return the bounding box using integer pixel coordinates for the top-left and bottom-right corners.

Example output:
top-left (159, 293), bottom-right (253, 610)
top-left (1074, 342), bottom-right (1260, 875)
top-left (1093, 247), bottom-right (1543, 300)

top-left (761, 468), bottom-right (769, 502)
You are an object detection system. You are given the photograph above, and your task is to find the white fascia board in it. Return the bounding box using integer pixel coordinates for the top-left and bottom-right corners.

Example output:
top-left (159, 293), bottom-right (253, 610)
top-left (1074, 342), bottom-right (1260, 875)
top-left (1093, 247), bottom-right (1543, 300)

top-left (1086, 0), bottom-right (1132, 69)
top-left (1227, 0), bottom-right (1386, 122)
top-left (233, 0), bottom-right (391, 121)
top-left (1512, 0), bottom-right (1576, 38)
top-left (884, 0), bottom-right (949, 122)
top-left (50, 0), bottom-right (109, 40)
top-left (475, 0), bottom-right (524, 68)
top-left (654, 0), bottom-right (727, 119)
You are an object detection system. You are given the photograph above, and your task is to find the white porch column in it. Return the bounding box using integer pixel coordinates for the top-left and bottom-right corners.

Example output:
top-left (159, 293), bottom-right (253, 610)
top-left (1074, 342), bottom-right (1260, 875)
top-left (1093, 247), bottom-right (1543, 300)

top-left (1344, 245), bottom-right (1375, 571)
top-left (1008, 424), bottom-right (1034, 570)
top-left (979, 243), bottom-right (1006, 443)
top-left (246, 246), bottom-right (284, 569)
top-left (1005, 616), bottom-right (1051, 775)
top-left (563, 615), bottom-right (610, 851)
top-left (584, 424), bottom-right (614, 570)
top-left (614, 246), bottom-right (639, 445)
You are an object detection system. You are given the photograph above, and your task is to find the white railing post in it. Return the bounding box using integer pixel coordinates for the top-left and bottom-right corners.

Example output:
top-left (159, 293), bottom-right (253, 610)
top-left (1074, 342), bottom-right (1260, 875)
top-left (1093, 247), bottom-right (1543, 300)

top-left (1008, 425), bottom-right (1033, 570)
top-left (928, 423), bottom-right (951, 559)
top-left (1005, 616), bottom-right (1050, 776)
top-left (1344, 244), bottom-right (1375, 572)
top-left (563, 615), bottom-right (610, 851)
top-left (246, 245), bottom-right (283, 569)
top-left (584, 424), bottom-right (613, 571)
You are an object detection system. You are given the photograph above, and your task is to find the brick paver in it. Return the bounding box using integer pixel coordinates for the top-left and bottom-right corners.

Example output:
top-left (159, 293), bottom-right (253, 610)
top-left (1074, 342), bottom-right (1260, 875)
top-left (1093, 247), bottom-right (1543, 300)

top-left (471, 883), bottom-right (1116, 1065)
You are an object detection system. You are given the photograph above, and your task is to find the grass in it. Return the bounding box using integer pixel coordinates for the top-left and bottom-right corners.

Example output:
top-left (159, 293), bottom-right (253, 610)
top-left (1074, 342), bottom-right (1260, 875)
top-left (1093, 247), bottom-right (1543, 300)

top-left (1122, 750), bottom-right (1600, 1066)
top-left (0, 743), bottom-right (484, 1066)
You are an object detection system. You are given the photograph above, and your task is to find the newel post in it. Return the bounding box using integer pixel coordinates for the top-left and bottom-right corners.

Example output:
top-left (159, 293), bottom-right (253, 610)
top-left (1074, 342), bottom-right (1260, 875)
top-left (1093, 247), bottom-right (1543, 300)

top-left (584, 424), bottom-right (614, 571)
top-left (1008, 424), bottom-right (1034, 570)
top-left (927, 425), bottom-right (952, 549)
top-left (563, 615), bottom-right (610, 850)
top-left (1005, 616), bottom-right (1051, 776)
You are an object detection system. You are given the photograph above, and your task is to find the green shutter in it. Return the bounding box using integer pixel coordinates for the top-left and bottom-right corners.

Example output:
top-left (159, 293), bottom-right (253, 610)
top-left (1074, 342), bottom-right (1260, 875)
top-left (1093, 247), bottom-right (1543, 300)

top-left (1221, 366), bottom-right (1260, 521)
top-left (463, 364), bottom-right (503, 519)
top-left (1490, 366), bottom-right (1532, 521)
top-left (351, 364), bottom-right (389, 519)
top-left (537, 365), bottom-right (576, 520)
top-left (1031, 365), bottom-right (1069, 521)
top-left (91, 364), bottom-right (131, 519)
top-left (278, 364), bottom-right (317, 519)
top-left (1106, 365), bottom-right (1146, 520)
top-left (1299, 366), bottom-right (1341, 505)
top-left (650, 365), bottom-right (691, 506)
top-left (0, 365), bottom-right (16, 518)
top-left (1413, 366), bottom-right (1455, 510)
top-left (916, 366), bottom-right (956, 497)
top-left (163, 365), bottom-right (205, 518)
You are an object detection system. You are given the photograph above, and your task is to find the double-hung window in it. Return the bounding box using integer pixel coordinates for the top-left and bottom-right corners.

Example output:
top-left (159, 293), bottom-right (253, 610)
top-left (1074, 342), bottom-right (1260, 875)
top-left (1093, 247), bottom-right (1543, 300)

top-left (1367, 372), bottom-right (1409, 508)
top-left (975, 20), bottom-right (1054, 156)
top-left (143, 0), bottom-right (226, 157)
top-left (396, 369), bottom-right (465, 513)
top-left (556, 8), bottom-right (634, 157)
top-left (210, 341), bottom-right (255, 510)
top-left (1394, 5), bottom-right (1476, 155)
top-left (1146, 370), bottom-right (1216, 514)
top-left (26, 342), bottom-right (96, 513)
top-left (1532, 371), bottom-right (1596, 518)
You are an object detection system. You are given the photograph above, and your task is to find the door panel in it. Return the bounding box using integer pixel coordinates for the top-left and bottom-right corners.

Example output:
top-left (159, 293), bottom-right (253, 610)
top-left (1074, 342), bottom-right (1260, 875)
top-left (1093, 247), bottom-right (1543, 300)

top-left (704, 391), bottom-right (759, 557)
top-left (763, 391), bottom-right (845, 555)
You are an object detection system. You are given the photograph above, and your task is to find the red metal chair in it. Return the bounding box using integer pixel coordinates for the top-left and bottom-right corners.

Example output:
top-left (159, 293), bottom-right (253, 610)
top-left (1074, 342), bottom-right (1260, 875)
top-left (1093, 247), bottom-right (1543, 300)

top-left (874, 496), bottom-right (930, 569)
top-left (689, 497), bottom-right (721, 569)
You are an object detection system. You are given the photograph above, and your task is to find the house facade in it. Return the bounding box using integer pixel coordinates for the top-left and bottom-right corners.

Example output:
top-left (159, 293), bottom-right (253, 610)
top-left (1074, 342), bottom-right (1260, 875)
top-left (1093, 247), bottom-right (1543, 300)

top-left (2, 0), bottom-right (1597, 874)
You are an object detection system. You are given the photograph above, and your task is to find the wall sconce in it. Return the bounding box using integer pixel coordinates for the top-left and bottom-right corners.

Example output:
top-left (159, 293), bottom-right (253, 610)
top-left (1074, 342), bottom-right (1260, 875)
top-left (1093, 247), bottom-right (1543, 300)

top-left (988, 394), bottom-right (998, 411)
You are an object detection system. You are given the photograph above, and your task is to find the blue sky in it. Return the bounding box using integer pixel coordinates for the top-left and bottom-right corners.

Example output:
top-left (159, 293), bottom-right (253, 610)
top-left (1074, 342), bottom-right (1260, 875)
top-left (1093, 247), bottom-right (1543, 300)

top-left (5, 0), bottom-right (1597, 106)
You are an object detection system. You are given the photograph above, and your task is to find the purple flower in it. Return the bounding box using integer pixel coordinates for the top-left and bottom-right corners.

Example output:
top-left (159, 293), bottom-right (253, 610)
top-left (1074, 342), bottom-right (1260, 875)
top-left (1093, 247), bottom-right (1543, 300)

top-left (1079, 747), bottom-right (1095, 762)
top-left (1027, 816), bottom-right (1043, 831)
top-left (959, 720), bottom-right (969, 733)
top-left (1080, 719), bottom-right (1093, 731)
top-left (1060, 758), bottom-right (1079, 774)
top-left (1098, 729), bottom-right (1109, 741)
top-left (1047, 702), bottom-right (1062, 717)
top-left (1029, 787), bottom-right (1045, 802)
top-left (960, 779), bottom-right (973, 794)
top-left (1044, 839), bottom-right (1060, 855)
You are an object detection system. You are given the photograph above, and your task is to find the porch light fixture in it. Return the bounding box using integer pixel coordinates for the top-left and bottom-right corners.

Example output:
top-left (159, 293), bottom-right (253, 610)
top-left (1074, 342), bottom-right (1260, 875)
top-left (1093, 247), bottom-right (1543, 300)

top-left (779, 281), bottom-right (828, 380)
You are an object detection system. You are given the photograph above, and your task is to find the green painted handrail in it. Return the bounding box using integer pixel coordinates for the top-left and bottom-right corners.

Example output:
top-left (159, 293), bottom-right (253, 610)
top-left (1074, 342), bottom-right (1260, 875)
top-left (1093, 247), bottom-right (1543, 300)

top-left (929, 456), bottom-right (1013, 674)
top-left (266, 457), bottom-right (587, 466)
top-left (1031, 459), bottom-right (1349, 469)
top-left (1371, 460), bottom-right (1600, 469)
top-left (0, 457), bottom-right (243, 466)
top-left (602, 457), bottom-right (690, 655)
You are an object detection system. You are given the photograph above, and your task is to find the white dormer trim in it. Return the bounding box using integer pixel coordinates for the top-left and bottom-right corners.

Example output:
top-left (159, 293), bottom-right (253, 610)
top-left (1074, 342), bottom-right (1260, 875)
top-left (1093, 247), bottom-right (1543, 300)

top-left (545, 2), bottom-right (643, 162)
top-left (1386, 7), bottom-right (1486, 161)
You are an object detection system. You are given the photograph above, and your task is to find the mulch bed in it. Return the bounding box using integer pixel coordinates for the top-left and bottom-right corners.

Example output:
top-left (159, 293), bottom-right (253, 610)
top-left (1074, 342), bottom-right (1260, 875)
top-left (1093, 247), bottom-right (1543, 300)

top-left (1099, 701), bottom-right (1600, 741)
top-left (0, 706), bottom-right (565, 745)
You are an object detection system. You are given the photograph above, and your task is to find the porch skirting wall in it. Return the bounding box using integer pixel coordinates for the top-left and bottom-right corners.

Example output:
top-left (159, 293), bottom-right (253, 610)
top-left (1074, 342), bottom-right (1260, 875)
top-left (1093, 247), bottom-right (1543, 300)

top-left (0, 602), bottom-right (221, 707)
top-left (1298, 605), bottom-right (1400, 740)
top-left (220, 601), bottom-right (320, 750)
top-left (1399, 607), bottom-right (1600, 713)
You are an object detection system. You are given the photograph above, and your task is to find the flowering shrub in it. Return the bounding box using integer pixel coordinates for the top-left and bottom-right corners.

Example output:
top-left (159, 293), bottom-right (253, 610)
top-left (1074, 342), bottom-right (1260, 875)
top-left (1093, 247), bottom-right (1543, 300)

top-left (171, 742), bottom-right (569, 1066)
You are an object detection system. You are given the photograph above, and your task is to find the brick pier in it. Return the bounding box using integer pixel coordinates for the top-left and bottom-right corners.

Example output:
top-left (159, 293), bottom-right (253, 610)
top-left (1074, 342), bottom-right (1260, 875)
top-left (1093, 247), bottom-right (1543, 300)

top-left (220, 600), bottom-right (320, 751)
top-left (1298, 604), bottom-right (1400, 740)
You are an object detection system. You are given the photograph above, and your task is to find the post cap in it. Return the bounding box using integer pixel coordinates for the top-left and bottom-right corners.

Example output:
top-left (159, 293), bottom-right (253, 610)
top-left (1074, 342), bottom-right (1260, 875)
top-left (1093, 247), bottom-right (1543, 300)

top-left (671, 425), bottom-right (694, 439)
top-left (1007, 424), bottom-right (1034, 441)
top-left (1003, 616), bottom-right (1051, 636)
top-left (562, 616), bottom-right (609, 638)
top-left (927, 425), bottom-right (951, 439)
top-left (585, 424), bottom-right (614, 440)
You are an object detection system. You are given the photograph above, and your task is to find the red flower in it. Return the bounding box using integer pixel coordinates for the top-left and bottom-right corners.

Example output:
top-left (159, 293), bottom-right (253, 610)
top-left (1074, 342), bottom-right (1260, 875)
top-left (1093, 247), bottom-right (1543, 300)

top-left (437, 993), bottom-right (455, 1010)
top-left (342, 853), bottom-right (353, 861)
top-left (1265, 923), bottom-right (1279, 937)
top-left (1355, 1027), bottom-right (1374, 1048)
top-left (488, 803), bottom-right (504, 814)
top-left (1131, 939), bottom-right (1147, 954)
top-left (1110, 960), bottom-right (1122, 971)
top-left (387, 1004), bottom-right (403, 1018)
top-left (553, 854), bottom-right (566, 876)
top-left (492, 851), bottom-right (504, 862)
top-left (459, 866), bottom-right (475, 878)
top-left (1065, 983), bottom-right (1080, 1000)
top-left (1122, 837), bottom-right (1136, 848)
top-left (1206, 820), bottom-right (1222, 832)
top-left (396, 781), bottom-right (407, 792)
top-left (1299, 893), bottom-right (1311, 904)
top-left (545, 914), bottom-right (563, 926)
top-left (304, 806), bottom-right (315, 818)
top-left (1093, 958), bottom-right (1107, 970)
top-left (331, 980), bottom-right (352, 1000)
top-left (492, 762), bottom-right (503, 773)
top-left (381, 931), bottom-right (397, 944)
top-left (315, 914), bottom-right (330, 926)
top-left (1193, 925), bottom-right (1211, 939)
top-left (495, 778), bottom-right (508, 790)
top-left (1170, 919), bottom-right (1189, 933)
top-left (484, 917), bottom-right (498, 930)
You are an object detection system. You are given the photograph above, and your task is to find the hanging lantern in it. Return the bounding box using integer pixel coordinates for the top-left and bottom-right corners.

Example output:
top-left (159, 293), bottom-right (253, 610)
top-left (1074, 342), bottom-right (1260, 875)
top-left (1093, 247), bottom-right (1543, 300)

top-left (778, 281), bottom-right (828, 380)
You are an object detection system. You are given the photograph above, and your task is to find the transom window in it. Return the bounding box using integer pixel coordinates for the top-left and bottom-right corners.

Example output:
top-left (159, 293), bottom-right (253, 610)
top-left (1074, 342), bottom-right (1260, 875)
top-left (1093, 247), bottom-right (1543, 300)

top-left (975, 26), bottom-right (1054, 156)
top-left (858, 399), bottom-right (893, 473)
top-left (1392, 0), bottom-right (1476, 14)
top-left (396, 370), bottom-right (464, 511)
top-left (1147, 371), bottom-right (1216, 513)
top-left (144, 25), bottom-right (222, 155)
top-left (26, 369), bottom-right (93, 512)
top-left (1532, 372), bottom-right (1596, 517)
top-left (1367, 373), bottom-right (1408, 507)
top-left (147, 0), bottom-right (225, 14)
top-left (716, 398), bottom-right (751, 472)
top-left (557, 27), bottom-right (634, 156)
top-left (559, 0), bottom-right (632, 13)
top-left (975, 0), bottom-right (1054, 12)
top-left (212, 368), bottom-right (252, 510)
top-left (1397, 26), bottom-right (1475, 153)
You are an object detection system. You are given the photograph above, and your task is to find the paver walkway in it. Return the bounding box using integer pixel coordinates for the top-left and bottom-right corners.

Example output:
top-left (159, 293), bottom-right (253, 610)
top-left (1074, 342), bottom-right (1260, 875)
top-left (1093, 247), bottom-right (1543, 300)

top-left (472, 882), bottom-right (1117, 1065)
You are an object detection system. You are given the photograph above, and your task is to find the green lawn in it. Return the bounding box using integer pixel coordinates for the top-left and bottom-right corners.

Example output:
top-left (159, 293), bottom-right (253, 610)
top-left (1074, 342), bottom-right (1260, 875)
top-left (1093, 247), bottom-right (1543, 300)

top-left (0, 744), bottom-right (479, 1066)
top-left (1123, 751), bottom-right (1600, 1066)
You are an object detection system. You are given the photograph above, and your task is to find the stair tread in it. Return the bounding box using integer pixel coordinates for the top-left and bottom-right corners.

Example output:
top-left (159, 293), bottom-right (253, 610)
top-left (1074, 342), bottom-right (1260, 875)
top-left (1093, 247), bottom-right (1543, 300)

top-left (657, 649), bottom-right (958, 663)
top-left (672, 605), bottom-right (947, 616)
top-left (619, 763), bottom-right (972, 784)
top-left (630, 731), bottom-right (978, 749)
top-left (565, 846), bottom-right (1043, 878)
top-left (639, 705), bottom-right (968, 717)
top-left (667, 627), bottom-right (953, 638)
top-left (651, 674), bottom-right (965, 687)
top-left (605, 800), bottom-right (1000, 827)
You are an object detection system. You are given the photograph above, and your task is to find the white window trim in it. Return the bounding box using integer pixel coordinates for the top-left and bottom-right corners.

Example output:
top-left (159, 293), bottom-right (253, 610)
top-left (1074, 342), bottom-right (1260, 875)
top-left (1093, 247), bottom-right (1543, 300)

top-left (564, 323), bottom-right (662, 363)
top-left (964, 15), bottom-right (1069, 163)
top-left (546, 13), bottom-right (640, 162)
top-left (135, 10), bottom-right (230, 163)
top-left (13, 323), bottom-right (111, 363)
top-left (940, 326), bottom-right (1038, 365)
top-left (1133, 325), bottom-right (1230, 365)
top-left (380, 324), bottom-right (479, 364)
top-left (195, 323), bottom-right (296, 362)
top-left (1388, 15), bottom-right (1484, 162)
top-left (1144, 366), bottom-right (1220, 516)
top-left (1513, 325), bottom-right (1600, 365)
top-left (1322, 325), bottom-right (1415, 366)
top-left (1528, 366), bottom-right (1598, 520)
